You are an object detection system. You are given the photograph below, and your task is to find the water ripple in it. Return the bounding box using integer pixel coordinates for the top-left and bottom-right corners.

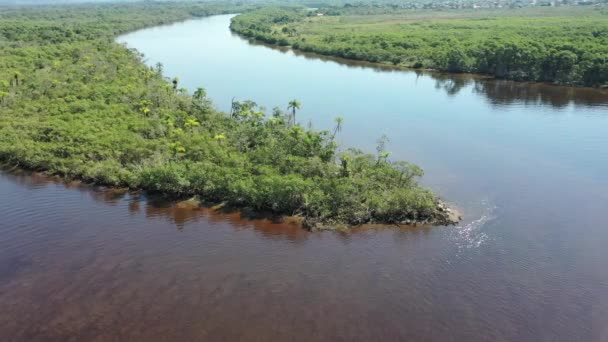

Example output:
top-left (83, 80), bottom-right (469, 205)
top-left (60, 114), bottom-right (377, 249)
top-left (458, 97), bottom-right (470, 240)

top-left (451, 200), bottom-right (496, 253)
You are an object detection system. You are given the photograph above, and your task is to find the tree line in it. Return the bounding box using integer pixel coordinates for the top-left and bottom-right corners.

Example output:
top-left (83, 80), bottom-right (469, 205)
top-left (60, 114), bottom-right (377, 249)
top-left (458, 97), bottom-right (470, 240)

top-left (230, 7), bottom-right (608, 86)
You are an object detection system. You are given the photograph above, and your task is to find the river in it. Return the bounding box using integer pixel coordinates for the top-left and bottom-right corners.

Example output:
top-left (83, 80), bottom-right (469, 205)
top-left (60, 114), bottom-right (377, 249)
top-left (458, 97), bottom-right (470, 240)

top-left (0, 14), bottom-right (607, 340)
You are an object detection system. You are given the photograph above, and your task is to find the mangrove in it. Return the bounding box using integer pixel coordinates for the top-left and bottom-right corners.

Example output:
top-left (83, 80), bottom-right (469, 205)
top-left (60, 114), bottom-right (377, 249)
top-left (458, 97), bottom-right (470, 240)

top-left (230, 6), bottom-right (608, 87)
top-left (0, 2), bottom-right (458, 229)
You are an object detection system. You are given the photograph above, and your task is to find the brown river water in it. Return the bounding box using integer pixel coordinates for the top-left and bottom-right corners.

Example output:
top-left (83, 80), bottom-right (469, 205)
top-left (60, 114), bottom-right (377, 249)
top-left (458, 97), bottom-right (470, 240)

top-left (1, 14), bottom-right (608, 341)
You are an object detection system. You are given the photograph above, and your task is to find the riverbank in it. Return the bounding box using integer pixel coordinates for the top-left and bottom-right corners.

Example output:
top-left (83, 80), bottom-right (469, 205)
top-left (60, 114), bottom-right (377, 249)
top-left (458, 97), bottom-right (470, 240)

top-left (0, 4), bottom-right (459, 229)
top-left (2, 9), bottom-right (608, 342)
top-left (230, 7), bottom-right (608, 87)
top-left (1, 166), bottom-right (461, 230)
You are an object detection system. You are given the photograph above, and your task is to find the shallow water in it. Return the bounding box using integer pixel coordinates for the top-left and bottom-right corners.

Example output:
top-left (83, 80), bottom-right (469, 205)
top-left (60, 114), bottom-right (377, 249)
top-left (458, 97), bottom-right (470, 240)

top-left (0, 14), bottom-right (607, 341)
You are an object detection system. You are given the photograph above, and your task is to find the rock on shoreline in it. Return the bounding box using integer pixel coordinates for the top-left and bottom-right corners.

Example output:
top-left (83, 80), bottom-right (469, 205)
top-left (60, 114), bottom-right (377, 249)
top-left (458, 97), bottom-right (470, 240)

top-left (433, 200), bottom-right (462, 226)
top-left (304, 200), bottom-right (462, 231)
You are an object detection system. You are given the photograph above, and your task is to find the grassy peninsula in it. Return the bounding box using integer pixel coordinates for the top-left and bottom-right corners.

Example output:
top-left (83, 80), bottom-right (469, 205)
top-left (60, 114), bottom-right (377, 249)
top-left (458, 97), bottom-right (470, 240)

top-left (230, 6), bottom-right (608, 87)
top-left (0, 3), bottom-right (457, 229)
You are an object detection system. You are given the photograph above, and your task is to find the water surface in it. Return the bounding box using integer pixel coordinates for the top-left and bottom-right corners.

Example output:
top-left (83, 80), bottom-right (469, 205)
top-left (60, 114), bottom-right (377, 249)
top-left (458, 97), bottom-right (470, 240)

top-left (0, 14), bottom-right (607, 341)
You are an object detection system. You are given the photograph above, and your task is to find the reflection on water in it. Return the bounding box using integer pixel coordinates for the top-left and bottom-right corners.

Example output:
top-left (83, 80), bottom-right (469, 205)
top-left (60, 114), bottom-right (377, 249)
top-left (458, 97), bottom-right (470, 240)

top-left (3, 167), bottom-right (602, 341)
top-left (1, 14), bottom-right (607, 341)
top-left (241, 33), bottom-right (608, 110)
top-left (470, 78), bottom-right (608, 109)
top-left (6, 171), bottom-right (452, 243)
top-left (3, 170), bottom-right (311, 241)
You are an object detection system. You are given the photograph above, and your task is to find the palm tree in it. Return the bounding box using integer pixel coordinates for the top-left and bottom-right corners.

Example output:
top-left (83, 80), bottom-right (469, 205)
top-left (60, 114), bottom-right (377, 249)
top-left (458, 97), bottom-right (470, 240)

top-left (13, 71), bottom-right (21, 87)
top-left (290, 125), bottom-right (303, 138)
top-left (213, 133), bottom-right (226, 145)
top-left (332, 116), bottom-right (344, 141)
top-left (287, 99), bottom-right (301, 125)
top-left (193, 87), bottom-right (206, 103)
top-left (185, 118), bottom-right (200, 129)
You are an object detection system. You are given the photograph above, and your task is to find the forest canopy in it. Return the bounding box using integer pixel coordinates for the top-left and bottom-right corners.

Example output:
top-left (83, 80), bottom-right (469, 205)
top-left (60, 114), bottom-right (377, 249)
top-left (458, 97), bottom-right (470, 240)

top-left (0, 2), bottom-right (456, 228)
top-left (230, 6), bottom-right (608, 86)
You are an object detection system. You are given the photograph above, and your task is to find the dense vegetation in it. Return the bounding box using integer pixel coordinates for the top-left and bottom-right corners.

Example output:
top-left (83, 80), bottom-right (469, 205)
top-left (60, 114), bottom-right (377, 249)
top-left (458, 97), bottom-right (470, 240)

top-left (230, 6), bottom-right (608, 86)
top-left (0, 2), bottom-right (455, 228)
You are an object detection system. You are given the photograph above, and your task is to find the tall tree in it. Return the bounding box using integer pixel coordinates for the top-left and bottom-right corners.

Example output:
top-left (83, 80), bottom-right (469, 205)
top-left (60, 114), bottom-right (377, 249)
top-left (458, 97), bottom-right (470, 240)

top-left (332, 116), bottom-right (344, 141)
top-left (287, 99), bottom-right (301, 125)
top-left (193, 87), bottom-right (206, 103)
top-left (13, 71), bottom-right (21, 87)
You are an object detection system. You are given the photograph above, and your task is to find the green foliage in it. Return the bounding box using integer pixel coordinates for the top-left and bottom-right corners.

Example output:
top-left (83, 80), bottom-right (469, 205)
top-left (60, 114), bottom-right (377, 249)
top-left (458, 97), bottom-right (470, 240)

top-left (231, 7), bottom-right (608, 86)
top-left (0, 2), bottom-right (448, 228)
